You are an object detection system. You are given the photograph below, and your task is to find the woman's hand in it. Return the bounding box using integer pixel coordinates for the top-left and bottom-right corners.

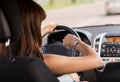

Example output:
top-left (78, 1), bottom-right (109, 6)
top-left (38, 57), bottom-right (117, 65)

top-left (62, 34), bottom-right (79, 49)
top-left (42, 22), bottom-right (57, 36)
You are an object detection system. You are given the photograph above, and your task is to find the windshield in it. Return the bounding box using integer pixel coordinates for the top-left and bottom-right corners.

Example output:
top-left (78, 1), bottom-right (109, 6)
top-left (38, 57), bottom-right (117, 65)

top-left (35, 0), bottom-right (120, 27)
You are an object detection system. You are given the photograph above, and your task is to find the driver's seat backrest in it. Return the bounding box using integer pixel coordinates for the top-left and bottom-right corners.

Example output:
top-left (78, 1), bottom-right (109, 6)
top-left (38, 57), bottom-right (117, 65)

top-left (0, 0), bottom-right (59, 82)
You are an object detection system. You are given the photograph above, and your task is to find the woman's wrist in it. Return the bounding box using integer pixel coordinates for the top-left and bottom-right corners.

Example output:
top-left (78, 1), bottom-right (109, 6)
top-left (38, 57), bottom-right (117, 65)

top-left (73, 39), bottom-right (79, 49)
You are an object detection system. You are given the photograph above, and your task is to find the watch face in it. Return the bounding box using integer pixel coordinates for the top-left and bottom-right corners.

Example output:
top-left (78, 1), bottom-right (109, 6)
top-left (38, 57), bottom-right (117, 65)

top-left (73, 39), bottom-right (79, 48)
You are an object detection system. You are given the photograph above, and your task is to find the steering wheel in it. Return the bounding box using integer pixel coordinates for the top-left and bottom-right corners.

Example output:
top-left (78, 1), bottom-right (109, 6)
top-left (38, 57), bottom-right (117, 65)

top-left (42, 25), bottom-right (81, 57)
top-left (54, 25), bottom-right (81, 40)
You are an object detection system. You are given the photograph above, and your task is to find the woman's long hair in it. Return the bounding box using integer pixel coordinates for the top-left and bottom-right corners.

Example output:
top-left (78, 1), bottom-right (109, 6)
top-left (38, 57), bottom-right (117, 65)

top-left (0, 0), bottom-right (46, 60)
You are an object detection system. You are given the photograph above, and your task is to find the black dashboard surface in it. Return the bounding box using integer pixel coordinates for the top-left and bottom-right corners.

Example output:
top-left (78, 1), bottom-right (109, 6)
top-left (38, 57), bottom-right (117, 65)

top-left (76, 24), bottom-right (120, 42)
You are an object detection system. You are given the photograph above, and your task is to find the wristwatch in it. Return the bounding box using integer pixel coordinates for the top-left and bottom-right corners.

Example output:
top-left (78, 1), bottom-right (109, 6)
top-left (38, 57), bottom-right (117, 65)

top-left (73, 39), bottom-right (79, 49)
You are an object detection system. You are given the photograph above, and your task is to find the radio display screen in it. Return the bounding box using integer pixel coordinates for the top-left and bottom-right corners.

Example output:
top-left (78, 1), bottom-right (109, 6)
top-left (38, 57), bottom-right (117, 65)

top-left (106, 36), bottom-right (120, 42)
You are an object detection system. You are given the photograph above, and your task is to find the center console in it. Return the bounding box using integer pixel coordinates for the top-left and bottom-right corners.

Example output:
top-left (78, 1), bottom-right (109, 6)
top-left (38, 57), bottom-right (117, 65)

top-left (93, 33), bottom-right (120, 71)
top-left (93, 33), bottom-right (120, 82)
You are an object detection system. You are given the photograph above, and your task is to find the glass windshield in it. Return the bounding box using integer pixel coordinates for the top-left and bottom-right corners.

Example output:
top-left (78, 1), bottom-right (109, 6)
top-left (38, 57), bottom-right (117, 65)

top-left (35, 0), bottom-right (120, 27)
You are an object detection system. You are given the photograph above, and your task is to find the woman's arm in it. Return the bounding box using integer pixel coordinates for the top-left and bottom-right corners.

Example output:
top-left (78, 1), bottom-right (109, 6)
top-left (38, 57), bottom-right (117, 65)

top-left (43, 34), bottom-right (102, 75)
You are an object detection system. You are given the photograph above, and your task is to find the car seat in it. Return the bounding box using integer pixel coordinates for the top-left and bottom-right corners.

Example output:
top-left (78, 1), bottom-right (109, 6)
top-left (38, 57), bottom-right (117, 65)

top-left (0, 0), bottom-right (59, 82)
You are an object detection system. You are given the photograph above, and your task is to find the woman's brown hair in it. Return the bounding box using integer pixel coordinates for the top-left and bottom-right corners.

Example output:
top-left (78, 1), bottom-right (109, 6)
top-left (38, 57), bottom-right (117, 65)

top-left (0, 0), bottom-right (46, 60)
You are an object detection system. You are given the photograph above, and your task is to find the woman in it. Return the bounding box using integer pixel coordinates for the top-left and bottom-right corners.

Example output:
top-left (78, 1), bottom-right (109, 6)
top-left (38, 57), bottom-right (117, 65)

top-left (0, 0), bottom-right (102, 82)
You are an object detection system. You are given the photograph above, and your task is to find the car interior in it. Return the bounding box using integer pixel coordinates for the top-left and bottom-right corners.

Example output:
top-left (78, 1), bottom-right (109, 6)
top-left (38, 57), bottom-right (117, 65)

top-left (0, 0), bottom-right (120, 82)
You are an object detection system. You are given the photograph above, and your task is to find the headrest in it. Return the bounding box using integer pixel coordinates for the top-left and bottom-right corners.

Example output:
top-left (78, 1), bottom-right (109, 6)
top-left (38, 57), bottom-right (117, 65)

top-left (0, 0), bottom-right (22, 42)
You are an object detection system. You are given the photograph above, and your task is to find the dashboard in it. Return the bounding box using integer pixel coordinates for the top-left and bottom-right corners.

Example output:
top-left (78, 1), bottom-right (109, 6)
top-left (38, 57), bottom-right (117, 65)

top-left (74, 25), bottom-right (120, 82)
top-left (42, 24), bottom-right (120, 82)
